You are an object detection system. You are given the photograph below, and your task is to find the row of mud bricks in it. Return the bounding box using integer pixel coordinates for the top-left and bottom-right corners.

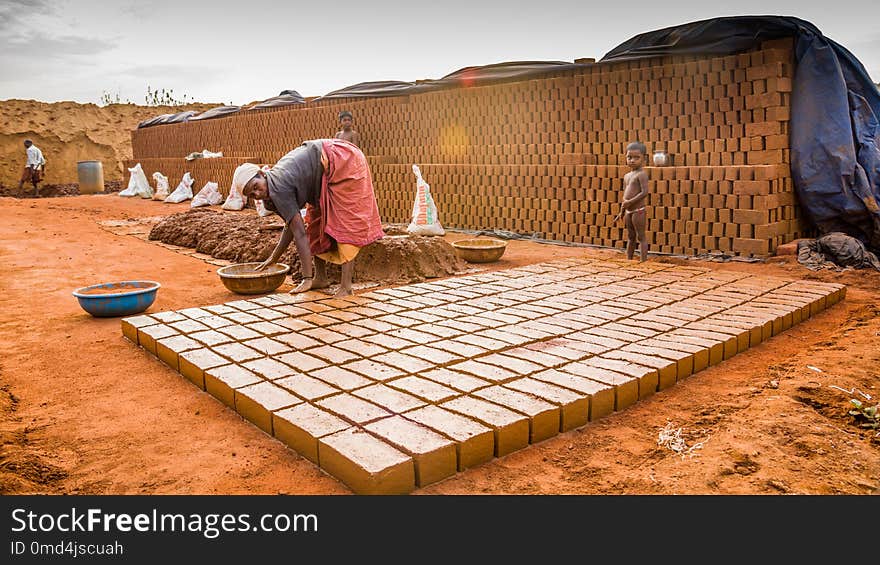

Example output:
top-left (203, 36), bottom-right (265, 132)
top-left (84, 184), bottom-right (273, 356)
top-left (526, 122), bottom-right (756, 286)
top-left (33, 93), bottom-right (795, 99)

top-left (128, 38), bottom-right (800, 256)
top-left (120, 260), bottom-right (843, 493)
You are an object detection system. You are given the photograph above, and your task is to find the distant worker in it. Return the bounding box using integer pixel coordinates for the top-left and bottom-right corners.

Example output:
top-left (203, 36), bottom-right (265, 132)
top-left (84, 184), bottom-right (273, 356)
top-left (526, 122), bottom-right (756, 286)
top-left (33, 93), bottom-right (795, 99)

top-left (613, 141), bottom-right (650, 261)
top-left (18, 139), bottom-right (46, 197)
top-left (334, 110), bottom-right (360, 147)
top-left (232, 139), bottom-right (384, 297)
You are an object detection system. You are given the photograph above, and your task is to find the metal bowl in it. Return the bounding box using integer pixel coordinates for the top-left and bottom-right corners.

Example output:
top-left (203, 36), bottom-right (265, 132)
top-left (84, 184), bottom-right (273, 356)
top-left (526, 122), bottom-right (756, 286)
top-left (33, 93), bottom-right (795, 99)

top-left (72, 281), bottom-right (161, 317)
top-left (217, 262), bottom-right (289, 295)
top-left (451, 238), bottom-right (508, 263)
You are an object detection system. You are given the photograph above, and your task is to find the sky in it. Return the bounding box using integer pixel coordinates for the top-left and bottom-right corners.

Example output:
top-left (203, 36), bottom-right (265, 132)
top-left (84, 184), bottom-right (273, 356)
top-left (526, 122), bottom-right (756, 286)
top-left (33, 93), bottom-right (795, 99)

top-left (1, 0), bottom-right (878, 107)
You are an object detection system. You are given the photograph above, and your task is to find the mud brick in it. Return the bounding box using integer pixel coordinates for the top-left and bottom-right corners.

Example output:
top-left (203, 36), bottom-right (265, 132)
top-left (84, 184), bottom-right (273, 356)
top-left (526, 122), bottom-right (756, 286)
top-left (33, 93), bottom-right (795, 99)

top-left (324, 322), bottom-right (375, 339)
top-left (320, 309), bottom-right (364, 323)
top-left (412, 323), bottom-right (464, 339)
top-left (318, 427), bottom-right (414, 494)
top-left (246, 321), bottom-right (290, 336)
top-left (520, 319), bottom-right (572, 336)
top-left (388, 327), bottom-right (441, 344)
top-left (296, 301), bottom-right (335, 313)
top-left (273, 317), bottom-right (317, 332)
top-left (497, 307), bottom-right (546, 321)
top-left (404, 296), bottom-right (448, 309)
top-left (311, 366), bottom-right (372, 391)
top-left (539, 315), bottom-right (595, 331)
top-left (248, 307), bottom-right (286, 321)
top-left (333, 338), bottom-right (389, 358)
top-left (560, 361), bottom-right (639, 410)
top-left (373, 351), bottom-right (435, 374)
top-left (151, 311), bottom-right (187, 323)
top-left (429, 339), bottom-right (488, 358)
top-left (502, 324), bottom-right (554, 340)
top-left (504, 378), bottom-right (589, 432)
top-left (659, 332), bottom-right (725, 364)
top-left (156, 335), bottom-right (201, 371)
top-left (242, 337), bottom-right (290, 356)
top-left (194, 315), bottom-right (236, 330)
top-left (203, 304), bottom-right (238, 315)
top-left (341, 359), bottom-right (406, 382)
top-left (300, 313), bottom-right (342, 327)
top-left (275, 373), bottom-right (339, 401)
top-left (539, 336), bottom-right (602, 356)
top-left (235, 381), bottom-right (302, 434)
top-left (473, 386), bottom-right (559, 443)
top-left (355, 383), bottom-right (427, 415)
top-left (623, 343), bottom-right (695, 380)
top-left (317, 393), bottom-right (391, 425)
top-left (642, 336), bottom-right (709, 371)
top-left (204, 364), bottom-right (262, 408)
top-left (273, 404), bottom-right (351, 464)
top-left (318, 298), bottom-right (358, 310)
top-left (475, 328), bottom-right (533, 346)
top-left (273, 332), bottom-right (321, 351)
top-left (712, 314), bottom-right (766, 346)
top-left (584, 325), bottom-right (643, 343)
top-left (364, 416), bottom-right (457, 487)
top-left (403, 405), bottom-right (493, 471)
top-left (528, 369), bottom-right (614, 421)
top-left (448, 360), bottom-right (520, 383)
top-left (386, 376), bottom-right (459, 403)
top-left (363, 333), bottom-right (418, 351)
top-left (478, 353), bottom-right (544, 376)
top-left (276, 350), bottom-right (328, 372)
top-left (189, 329), bottom-right (235, 347)
top-left (565, 332), bottom-right (627, 353)
top-left (603, 350), bottom-right (678, 390)
top-left (121, 314), bottom-right (158, 344)
top-left (601, 322), bottom-right (660, 339)
top-left (179, 348), bottom-right (229, 389)
top-left (632, 312), bottom-right (688, 329)
top-left (224, 311), bottom-right (262, 325)
top-left (456, 315), bottom-right (503, 329)
top-left (302, 327), bottom-right (349, 344)
top-left (138, 324), bottom-right (178, 355)
top-left (342, 306), bottom-right (388, 318)
top-left (686, 320), bottom-right (751, 353)
top-left (212, 342), bottom-right (263, 363)
top-left (398, 310), bottom-right (445, 324)
top-left (271, 304), bottom-right (313, 317)
top-left (353, 318), bottom-right (400, 333)
top-left (420, 368), bottom-right (489, 393)
top-left (399, 345), bottom-right (463, 366)
top-left (440, 396), bottom-right (529, 457)
top-left (437, 319), bottom-right (488, 334)
top-left (369, 303), bottom-right (406, 315)
top-left (503, 346), bottom-right (568, 368)
top-left (586, 356), bottom-right (659, 399)
top-left (243, 357), bottom-right (297, 381)
top-left (455, 334), bottom-right (510, 352)
top-left (307, 345), bottom-right (360, 365)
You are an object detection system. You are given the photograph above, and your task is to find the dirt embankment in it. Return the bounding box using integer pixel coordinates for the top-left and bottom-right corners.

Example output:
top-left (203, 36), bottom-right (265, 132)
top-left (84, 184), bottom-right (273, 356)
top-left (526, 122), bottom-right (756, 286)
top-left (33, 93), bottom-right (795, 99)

top-left (0, 99), bottom-right (216, 188)
top-left (148, 208), bottom-right (467, 285)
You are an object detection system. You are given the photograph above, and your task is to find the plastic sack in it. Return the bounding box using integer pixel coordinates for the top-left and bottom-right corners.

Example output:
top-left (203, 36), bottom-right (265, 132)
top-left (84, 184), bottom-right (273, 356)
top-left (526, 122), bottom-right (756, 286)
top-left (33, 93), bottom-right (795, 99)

top-left (152, 172), bottom-right (169, 201)
top-left (191, 181), bottom-right (223, 208)
top-left (119, 163), bottom-right (153, 198)
top-left (221, 184), bottom-right (245, 210)
top-left (407, 164), bottom-right (444, 236)
top-left (255, 198), bottom-right (276, 217)
top-left (164, 172), bottom-right (194, 203)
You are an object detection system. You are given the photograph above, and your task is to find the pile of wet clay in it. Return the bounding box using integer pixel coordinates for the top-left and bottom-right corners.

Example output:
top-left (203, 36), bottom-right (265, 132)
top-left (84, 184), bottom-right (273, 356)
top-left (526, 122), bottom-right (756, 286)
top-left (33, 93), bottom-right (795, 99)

top-left (148, 208), bottom-right (467, 285)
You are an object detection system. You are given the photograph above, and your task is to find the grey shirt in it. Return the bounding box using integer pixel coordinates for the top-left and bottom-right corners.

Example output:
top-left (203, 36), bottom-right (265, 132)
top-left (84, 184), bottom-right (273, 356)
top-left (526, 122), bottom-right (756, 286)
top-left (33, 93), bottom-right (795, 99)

top-left (264, 140), bottom-right (324, 224)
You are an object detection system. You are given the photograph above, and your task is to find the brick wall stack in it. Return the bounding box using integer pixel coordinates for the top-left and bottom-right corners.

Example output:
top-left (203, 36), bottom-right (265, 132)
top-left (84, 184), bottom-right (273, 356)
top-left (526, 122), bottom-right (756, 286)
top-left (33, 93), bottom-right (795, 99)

top-left (128, 38), bottom-right (811, 257)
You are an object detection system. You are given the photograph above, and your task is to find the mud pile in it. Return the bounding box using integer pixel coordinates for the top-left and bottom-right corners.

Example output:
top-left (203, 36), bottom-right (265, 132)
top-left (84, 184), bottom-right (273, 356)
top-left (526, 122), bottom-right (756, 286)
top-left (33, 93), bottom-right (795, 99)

top-left (149, 209), bottom-right (467, 285)
top-left (0, 180), bottom-right (124, 198)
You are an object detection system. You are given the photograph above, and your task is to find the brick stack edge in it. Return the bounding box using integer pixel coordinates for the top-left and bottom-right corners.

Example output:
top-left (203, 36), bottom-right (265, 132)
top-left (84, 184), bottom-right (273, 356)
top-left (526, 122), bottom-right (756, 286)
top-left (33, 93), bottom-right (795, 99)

top-left (127, 38), bottom-right (809, 257)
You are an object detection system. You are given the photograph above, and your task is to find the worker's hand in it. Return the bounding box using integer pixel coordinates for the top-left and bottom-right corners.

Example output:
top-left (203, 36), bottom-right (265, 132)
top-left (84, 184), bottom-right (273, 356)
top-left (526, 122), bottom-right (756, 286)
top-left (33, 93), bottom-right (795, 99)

top-left (289, 277), bottom-right (313, 294)
top-left (254, 257), bottom-right (275, 272)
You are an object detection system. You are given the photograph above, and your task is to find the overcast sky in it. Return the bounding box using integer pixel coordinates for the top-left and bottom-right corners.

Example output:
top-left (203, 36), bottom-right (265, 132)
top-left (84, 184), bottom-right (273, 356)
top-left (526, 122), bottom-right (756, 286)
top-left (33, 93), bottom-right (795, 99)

top-left (1, 0), bottom-right (878, 106)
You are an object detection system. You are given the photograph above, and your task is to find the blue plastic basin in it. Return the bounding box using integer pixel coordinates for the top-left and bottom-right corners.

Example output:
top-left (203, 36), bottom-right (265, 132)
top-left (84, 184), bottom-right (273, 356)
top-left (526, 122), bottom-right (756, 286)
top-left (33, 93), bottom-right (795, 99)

top-left (72, 281), bottom-right (161, 317)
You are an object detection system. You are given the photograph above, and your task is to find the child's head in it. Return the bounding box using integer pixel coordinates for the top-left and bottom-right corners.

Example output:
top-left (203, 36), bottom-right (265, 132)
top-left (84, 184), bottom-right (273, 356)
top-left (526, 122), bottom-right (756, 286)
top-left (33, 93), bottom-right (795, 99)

top-left (338, 110), bottom-right (353, 130)
top-left (625, 141), bottom-right (647, 169)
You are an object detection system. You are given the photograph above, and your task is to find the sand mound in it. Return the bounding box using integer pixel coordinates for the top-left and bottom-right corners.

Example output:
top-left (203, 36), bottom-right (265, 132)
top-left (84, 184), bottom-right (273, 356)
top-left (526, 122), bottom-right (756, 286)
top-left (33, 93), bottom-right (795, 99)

top-left (0, 99), bottom-right (216, 187)
top-left (148, 209), bottom-right (467, 285)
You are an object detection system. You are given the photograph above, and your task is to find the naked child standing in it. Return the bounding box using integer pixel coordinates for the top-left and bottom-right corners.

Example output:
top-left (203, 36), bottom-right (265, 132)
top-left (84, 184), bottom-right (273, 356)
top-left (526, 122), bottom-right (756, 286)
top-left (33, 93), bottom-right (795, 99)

top-left (613, 141), bottom-right (650, 261)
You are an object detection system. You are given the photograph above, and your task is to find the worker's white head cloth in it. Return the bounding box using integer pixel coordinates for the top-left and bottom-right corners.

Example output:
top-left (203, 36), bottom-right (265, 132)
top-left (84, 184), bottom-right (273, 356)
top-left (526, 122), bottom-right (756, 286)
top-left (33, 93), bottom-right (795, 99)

top-left (231, 163), bottom-right (261, 194)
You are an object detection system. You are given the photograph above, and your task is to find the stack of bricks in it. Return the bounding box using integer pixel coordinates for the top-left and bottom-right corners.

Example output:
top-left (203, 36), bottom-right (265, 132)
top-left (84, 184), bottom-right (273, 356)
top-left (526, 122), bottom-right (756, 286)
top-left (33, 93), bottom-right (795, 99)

top-left (127, 38), bottom-right (809, 257)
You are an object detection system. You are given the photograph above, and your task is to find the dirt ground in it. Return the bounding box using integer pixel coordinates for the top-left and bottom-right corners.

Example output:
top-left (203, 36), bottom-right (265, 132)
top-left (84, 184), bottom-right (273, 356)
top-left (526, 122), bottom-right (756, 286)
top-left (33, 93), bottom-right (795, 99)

top-left (1, 194), bottom-right (878, 495)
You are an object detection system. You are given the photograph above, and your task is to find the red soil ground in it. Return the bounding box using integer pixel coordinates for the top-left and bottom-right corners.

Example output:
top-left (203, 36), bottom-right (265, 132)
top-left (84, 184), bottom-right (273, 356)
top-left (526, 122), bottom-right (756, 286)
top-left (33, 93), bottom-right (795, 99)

top-left (1, 194), bottom-right (878, 495)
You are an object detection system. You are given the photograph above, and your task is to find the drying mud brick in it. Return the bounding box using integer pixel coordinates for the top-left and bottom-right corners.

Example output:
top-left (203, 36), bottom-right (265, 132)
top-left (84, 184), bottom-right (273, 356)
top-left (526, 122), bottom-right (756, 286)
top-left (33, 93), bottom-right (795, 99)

top-left (504, 378), bottom-right (589, 432)
top-left (365, 416), bottom-right (458, 487)
top-left (472, 386), bottom-right (560, 444)
top-left (318, 428), bottom-right (415, 495)
top-left (272, 404), bottom-right (350, 464)
top-left (179, 348), bottom-right (229, 389)
top-left (234, 381), bottom-right (301, 434)
top-left (204, 364), bottom-right (262, 408)
top-left (441, 396), bottom-right (529, 457)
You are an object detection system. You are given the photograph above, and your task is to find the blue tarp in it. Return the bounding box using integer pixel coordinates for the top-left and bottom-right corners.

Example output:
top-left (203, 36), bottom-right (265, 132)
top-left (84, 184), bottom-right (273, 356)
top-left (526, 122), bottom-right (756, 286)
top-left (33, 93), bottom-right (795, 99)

top-left (601, 15), bottom-right (880, 251)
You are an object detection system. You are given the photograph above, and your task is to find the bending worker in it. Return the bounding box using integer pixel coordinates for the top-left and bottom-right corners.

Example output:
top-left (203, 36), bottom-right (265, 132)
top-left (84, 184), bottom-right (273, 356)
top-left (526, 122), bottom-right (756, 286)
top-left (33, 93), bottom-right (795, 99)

top-left (232, 139), bottom-right (384, 297)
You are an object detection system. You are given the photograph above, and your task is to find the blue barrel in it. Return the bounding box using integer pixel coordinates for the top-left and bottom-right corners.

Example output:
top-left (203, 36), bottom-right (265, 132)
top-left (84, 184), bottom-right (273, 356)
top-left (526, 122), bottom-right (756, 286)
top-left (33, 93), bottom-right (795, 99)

top-left (77, 160), bottom-right (104, 194)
